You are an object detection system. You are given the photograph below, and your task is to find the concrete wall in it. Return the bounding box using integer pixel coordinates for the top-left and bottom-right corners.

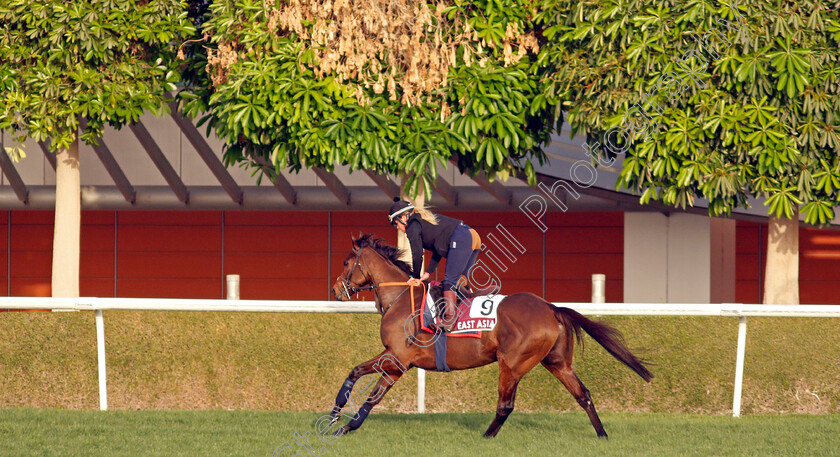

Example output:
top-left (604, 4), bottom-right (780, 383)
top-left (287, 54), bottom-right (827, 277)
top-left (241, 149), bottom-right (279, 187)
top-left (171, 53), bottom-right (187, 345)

top-left (624, 212), bottom-right (735, 303)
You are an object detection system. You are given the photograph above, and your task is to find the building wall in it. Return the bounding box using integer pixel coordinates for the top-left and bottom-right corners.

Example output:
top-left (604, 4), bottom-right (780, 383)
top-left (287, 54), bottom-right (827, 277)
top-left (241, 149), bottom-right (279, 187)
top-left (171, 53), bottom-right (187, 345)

top-left (7, 212), bottom-right (840, 304)
top-left (0, 210), bottom-right (624, 303)
top-left (544, 212), bottom-right (623, 302)
top-left (736, 220), bottom-right (840, 304)
top-left (735, 221), bottom-right (764, 304)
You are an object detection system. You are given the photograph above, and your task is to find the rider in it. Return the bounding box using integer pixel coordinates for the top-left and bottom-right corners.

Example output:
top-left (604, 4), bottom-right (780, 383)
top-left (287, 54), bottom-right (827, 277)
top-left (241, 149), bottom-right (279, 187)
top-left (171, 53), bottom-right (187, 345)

top-left (387, 197), bottom-right (480, 332)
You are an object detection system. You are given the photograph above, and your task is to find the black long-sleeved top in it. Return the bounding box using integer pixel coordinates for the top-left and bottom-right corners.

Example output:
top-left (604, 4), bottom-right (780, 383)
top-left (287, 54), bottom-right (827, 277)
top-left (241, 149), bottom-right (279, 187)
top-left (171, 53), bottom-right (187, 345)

top-left (405, 213), bottom-right (462, 277)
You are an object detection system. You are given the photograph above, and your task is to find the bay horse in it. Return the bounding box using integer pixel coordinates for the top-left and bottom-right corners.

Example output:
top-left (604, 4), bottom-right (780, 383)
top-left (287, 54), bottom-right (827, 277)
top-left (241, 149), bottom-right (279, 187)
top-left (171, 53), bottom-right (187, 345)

top-left (328, 234), bottom-right (652, 438)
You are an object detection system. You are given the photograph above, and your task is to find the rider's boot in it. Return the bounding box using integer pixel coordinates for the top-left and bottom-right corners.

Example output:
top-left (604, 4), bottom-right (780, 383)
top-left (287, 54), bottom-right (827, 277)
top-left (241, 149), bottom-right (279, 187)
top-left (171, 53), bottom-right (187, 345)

top-left (440, 290), bottom-right (458, 333)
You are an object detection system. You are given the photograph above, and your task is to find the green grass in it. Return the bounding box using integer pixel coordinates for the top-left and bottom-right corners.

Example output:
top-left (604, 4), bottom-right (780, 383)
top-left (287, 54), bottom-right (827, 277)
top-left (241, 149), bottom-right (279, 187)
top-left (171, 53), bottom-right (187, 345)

top-left (1, 410), bottom-right (838, 457)
top-left (1, 311), bottom-right (839, 413)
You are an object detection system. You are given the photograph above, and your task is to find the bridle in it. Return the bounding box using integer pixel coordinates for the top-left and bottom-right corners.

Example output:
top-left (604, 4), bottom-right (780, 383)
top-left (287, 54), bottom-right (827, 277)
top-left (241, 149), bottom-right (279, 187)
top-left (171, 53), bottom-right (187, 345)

top-left (337, 247), bottom-right (421, 316)
top-left (337, 248), bottom-right (373, 298)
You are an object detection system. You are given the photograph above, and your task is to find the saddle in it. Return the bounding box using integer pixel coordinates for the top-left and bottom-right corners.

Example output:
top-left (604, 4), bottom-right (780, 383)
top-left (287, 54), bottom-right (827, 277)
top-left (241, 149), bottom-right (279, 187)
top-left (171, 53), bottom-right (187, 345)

top-left (420, 281), bottom-right (484, 337)
top-left (426, 282), bottom-right (474, 310)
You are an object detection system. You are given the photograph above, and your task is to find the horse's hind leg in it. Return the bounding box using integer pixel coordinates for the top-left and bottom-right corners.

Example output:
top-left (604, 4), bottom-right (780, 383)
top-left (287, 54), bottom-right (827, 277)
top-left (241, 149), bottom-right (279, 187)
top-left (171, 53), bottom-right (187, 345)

top-left (483, 360), bottom-right (522, 438)
top-left (542, 361), bottom-right (608, 438)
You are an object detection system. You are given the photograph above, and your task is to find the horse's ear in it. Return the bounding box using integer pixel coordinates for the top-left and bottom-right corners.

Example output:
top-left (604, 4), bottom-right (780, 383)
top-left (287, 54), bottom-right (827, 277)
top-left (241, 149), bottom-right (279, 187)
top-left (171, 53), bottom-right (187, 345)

top-left (350, 233), bottom-right (357, 246)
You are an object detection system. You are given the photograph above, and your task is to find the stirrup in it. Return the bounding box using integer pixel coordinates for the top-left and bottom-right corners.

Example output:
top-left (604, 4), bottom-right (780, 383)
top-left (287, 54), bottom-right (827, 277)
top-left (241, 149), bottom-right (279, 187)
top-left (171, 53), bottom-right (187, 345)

top-left (438, 310), bottom-right (456, 332)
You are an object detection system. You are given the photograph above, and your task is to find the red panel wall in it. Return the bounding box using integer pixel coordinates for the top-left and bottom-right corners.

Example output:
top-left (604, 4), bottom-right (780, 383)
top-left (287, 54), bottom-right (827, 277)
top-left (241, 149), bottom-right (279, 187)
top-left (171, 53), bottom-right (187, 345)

top-left (735, 221), bottom-right (764, 304)
top-left (0, 211), bottom-right (7, 299)
top-left (81, 211), bottom-right (115, 297)
top-left (225, 211), bottom-right (328, 300)
top-left (13, 208), bottom-right (840, 304)
top-left (10, 211), bottom-right (53, 297)
top-left (5, 209), bottom-right (625, 302)
top-left (799, 226), bottom-right (840, 304)
top-left (545, 212), bottom-right (623, 303)
top-left (117, 211), bottom-right (222, 298)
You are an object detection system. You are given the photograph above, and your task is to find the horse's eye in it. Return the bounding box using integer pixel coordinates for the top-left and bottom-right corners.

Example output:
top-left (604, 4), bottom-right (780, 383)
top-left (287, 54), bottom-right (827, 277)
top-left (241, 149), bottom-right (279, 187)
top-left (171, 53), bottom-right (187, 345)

top-left (343, 260), bottom-right (348, 266)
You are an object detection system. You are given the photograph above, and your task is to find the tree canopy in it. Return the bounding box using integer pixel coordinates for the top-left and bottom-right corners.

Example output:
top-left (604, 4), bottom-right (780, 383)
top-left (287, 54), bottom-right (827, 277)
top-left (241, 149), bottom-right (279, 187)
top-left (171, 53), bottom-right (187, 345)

top-left (180, 0), bottom-right (554, 197)
top-left (0, 0), bottom-right (195, 297)
top-left (537, 0), bottom-right (840, 224)
top-left (0, 0), bottom-right (195, 154)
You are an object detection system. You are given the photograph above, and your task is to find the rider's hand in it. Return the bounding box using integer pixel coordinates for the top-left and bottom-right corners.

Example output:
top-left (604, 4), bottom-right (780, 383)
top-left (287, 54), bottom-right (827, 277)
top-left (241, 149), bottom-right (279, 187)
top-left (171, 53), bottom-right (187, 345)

top-left (407, 277), bottom-right (422, 287)
top-left (419, 272), bottom-right (431, 282)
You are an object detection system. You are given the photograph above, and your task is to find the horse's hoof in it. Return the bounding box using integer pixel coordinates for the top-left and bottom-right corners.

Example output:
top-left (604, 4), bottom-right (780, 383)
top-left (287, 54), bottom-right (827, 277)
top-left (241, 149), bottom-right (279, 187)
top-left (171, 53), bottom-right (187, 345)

top-left (332, 426), bottom-right (350, 437)
top-left (597, 433), bottom-right (609, 439)
top-left (327, 414), bottom-right (340, 427)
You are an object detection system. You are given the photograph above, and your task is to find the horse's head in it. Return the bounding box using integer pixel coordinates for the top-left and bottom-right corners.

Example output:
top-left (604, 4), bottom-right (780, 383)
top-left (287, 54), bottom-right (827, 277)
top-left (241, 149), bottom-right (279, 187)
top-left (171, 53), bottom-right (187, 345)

top-left (331, 235), bottom-right (371, 301)
top-left (331, 233), bottom-right (413, 301)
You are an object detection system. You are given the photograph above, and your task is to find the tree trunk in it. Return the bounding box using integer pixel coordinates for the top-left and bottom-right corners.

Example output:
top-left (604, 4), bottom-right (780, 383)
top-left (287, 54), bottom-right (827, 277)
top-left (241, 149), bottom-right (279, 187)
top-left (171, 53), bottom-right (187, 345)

top-left (51, 137), bottom-right (81, 297)
top-left (397, 178), bottom-right (422, 266)
top-left (763, 211), bottom-right (799, 304)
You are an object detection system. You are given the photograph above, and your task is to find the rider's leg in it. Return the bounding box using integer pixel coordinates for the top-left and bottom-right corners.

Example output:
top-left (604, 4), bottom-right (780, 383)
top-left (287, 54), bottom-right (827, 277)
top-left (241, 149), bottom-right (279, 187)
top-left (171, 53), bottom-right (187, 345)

top-left (440, 225), bottom-right (474, 331)
top-left (462, 228), bottom-right (481, 293)
top-left (455, 229), bottom-right (480, 297)
top-left (462, 249), bottom-right (479, 290)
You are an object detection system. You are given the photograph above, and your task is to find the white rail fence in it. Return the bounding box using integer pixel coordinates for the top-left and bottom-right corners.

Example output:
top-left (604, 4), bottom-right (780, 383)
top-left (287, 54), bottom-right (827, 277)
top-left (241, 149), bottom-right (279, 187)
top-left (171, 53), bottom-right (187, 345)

top-left (3, 297), bottom-right (840, 417)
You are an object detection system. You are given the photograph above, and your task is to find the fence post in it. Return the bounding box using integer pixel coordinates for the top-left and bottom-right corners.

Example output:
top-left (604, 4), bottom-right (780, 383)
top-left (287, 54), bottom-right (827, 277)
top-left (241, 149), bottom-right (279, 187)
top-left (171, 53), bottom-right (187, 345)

top-left (591, 274), bottom-right (605, 304)
top-left (226, 274), bottom-right (240, 300)
top-left (732, 316), bottom-right (747, 417)
top-left (95, 309), bottom-right (108, 411)
top-left (417, 368), bottom-right (425, 413)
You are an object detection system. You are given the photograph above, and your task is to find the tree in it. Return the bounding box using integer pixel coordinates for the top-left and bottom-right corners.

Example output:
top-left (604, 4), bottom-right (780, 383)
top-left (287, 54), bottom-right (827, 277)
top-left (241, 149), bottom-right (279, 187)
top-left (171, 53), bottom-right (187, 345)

top-left (0, 0), bottom-right (195, 297)
top-left (537, 0), bottom-right (840, 304)
top-left (178, 0), bottom-right (554, 198)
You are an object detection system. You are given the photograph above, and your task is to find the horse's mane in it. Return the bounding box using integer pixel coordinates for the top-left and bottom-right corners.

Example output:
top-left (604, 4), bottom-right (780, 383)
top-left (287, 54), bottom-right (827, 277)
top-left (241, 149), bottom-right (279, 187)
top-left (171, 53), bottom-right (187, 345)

top-left (354, 234), bottom-right (413, 276)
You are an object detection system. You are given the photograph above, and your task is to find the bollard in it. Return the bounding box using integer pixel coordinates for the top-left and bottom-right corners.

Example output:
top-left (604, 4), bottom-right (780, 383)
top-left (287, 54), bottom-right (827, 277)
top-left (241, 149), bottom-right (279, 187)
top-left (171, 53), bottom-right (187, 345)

top-left (591, 274), bottom-right (605, 304)
top-left (226, 274), bottom-right (240, 300)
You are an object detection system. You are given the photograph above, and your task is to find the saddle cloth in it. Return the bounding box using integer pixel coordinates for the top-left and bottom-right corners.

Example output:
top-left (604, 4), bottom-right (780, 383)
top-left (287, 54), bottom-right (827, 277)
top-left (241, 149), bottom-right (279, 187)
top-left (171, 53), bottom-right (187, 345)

top-left (421, 283), bottom-right (504, 338)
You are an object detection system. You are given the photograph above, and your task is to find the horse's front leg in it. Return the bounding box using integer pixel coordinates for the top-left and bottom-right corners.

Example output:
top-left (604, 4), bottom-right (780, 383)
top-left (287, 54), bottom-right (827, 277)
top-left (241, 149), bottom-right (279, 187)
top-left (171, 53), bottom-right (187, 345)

top-left (328, 349), bottom-right (406, 424)
top-left (333, 357), bottom-right (408, 435)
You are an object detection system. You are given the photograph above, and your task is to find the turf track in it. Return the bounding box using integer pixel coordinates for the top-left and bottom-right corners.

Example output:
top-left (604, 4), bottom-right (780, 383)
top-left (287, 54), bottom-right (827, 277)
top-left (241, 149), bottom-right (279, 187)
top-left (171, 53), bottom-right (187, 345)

top-left (1, 410), bottom-right (838, 457)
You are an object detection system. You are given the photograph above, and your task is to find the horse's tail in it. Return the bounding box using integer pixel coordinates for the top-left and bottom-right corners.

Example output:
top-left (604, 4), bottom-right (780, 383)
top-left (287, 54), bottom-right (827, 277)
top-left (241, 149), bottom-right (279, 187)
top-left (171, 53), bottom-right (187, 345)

top-left (553, 306), bottom-right (653, 382)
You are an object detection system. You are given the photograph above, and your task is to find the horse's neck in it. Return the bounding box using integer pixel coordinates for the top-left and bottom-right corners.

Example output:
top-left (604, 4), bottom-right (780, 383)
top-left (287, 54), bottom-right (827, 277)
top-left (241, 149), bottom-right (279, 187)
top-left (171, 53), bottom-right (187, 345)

top-left (361, 248), bottom-right (407, 284)
top-left (362, 249), bottom-right (410, 311)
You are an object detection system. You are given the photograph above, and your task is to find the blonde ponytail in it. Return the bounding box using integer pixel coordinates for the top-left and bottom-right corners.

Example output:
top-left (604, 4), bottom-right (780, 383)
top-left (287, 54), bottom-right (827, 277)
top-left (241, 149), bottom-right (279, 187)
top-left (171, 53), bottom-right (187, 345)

top-left (411, 200), bottom-right (439, 225)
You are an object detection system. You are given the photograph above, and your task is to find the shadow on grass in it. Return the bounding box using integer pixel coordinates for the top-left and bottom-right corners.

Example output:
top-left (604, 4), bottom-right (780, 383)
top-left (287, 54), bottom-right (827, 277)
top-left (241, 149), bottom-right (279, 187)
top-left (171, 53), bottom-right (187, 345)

top-left (349, 412), bottom-right (593, 436)
top-left (370, 412), bottom-right (492, 432)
